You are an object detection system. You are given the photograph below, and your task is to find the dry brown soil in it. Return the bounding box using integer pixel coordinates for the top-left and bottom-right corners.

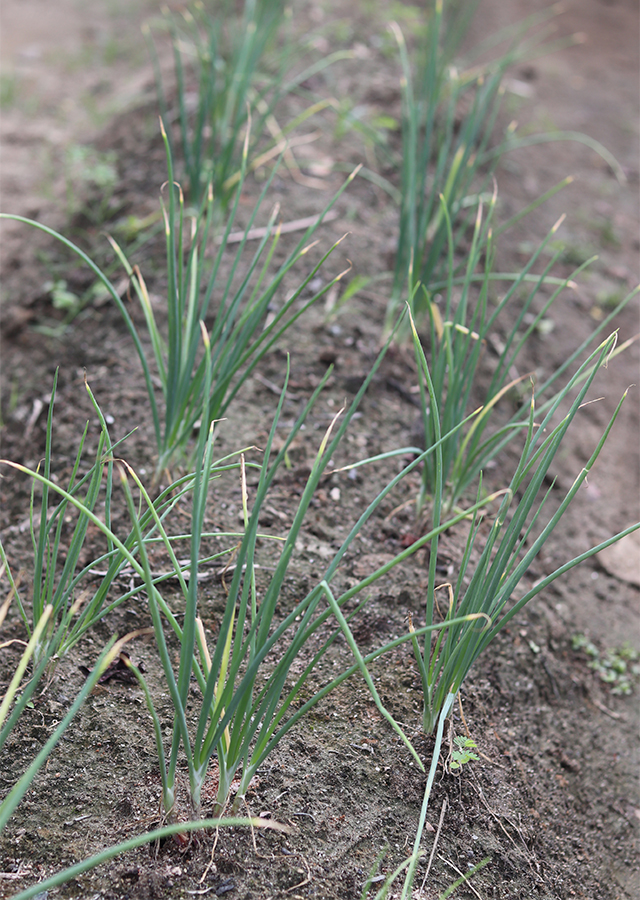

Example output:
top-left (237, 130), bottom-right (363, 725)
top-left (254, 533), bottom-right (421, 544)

top-left (0, 1), bottom-right (639, 898)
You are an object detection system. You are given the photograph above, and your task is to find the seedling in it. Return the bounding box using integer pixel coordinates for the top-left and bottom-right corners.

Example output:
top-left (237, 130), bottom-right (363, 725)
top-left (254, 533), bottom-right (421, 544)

top-left (572, 634), bottom-right (640, 695)
top-left (64, 144), bottom-right (119, 224)
top-left (380, 187), bottom-right (638, 514)
top-left (449, 735), bottom-right (479, 770)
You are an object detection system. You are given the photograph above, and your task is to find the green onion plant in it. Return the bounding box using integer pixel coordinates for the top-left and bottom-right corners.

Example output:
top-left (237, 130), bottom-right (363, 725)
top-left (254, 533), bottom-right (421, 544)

top-left (121, 326), bottom-right (506, 820)
top-left (146, 0), bottom-right (348, 211)
top-left (410, 321), bottom-right (639, 735)
top-left (146, 0), bottom-right (288, 209)
top-left (336, 316), bottom-right (639, 897)
top-left (0, 372), bottom-right (254, 667)
top-left (411, 192), bottom-right (638, 513)
top-left (0, 382), bottom-right (286, 898)
top-left (0, 135), bottom-right (360, 478)
top-left (385, 0), bottom-right (520, 332)
top-left (367, 320), bottom-right (640, 899)
top-left (384, 0), bottom-right (625, 335)
top-left (350, 189), bottom-right (638, 516)
top-left (0, 556), bottom-right (285, 900)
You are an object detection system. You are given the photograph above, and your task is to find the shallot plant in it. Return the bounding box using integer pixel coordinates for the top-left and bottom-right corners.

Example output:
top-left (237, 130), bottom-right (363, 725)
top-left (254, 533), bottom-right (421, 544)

top-left (0, 371), bottom-right (252, 667)
top-left (335, 312), bottom-right (639, 897)
top-left (410, 326), bottom-right (638, 734)
top-left (0, 131), bottom-right (360, 478)
top-left (384, 0), bottom-right (625, 335)
top-left (122, 327), bottom-right (503, 819)
top-left (146, 0), bottom-right (348, 210)
top-left (0, 468), bottom-right (283, 900)
top-left (411, 191), bottom-right (638, 513)
top-left (394, 321), bottom-right (640, 898)
top-left (146, 0), bottom-right (288, 209)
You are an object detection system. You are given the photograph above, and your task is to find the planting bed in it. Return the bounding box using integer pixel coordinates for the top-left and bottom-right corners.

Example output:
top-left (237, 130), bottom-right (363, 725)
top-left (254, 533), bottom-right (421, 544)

top-left (0, 1), bottom-right (638, 898)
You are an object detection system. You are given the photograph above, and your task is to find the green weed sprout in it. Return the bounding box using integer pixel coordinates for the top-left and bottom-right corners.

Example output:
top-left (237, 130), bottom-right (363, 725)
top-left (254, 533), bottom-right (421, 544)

top-left (64, 143), bottom-right (119, 225)
top-left (572, 634), bottom-right (640, 695)
top-left (449, 735), bottom-right (478, 770)
top-left (0, 372), bottom-right (252, 667)
top-left (0, 134), bottom-right (360, 478)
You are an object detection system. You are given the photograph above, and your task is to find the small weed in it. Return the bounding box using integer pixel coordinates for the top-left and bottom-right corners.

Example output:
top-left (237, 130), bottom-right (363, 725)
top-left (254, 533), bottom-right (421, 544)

top-left (553, 239), bottom-right (598, 268)
top-left (64, 144), bottom-right (119, 223)
top-left (43, 279), bottom-right (82, 314)
top-left (0, 73), bottom-right (20, 109)
top-left (449, 735), bottom-right (478, 771)
top-left (598, 218), bottom-right (621, 248)
top-left (595, 287), bottom-right (626, 311)
top-left (572, 634), bottom-right (640, 695)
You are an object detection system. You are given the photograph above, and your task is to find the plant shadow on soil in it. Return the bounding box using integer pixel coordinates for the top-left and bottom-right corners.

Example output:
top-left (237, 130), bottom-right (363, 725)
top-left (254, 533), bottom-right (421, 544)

top-left (0, 0), bottom-right (639, 898)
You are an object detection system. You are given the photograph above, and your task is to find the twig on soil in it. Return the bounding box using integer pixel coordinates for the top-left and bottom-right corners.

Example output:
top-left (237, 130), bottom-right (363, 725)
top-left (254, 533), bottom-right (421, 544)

top-left (421, 796), bottom-right (448, 890)
top-left (284, 855), bottom-right (312, 893)
top-left (218, 210), bottom-right (339, 245)
top-left (470, 772), bottom-right (539, 874)
top-left (24, 397), bottom-right (45, 440)
top-left (586, 693), bottom-right (624, 721)
top-left (439, 854), bottom-right (484, 900)
top-left (197, 800), bottom-right (229, 884)
top-left (0, 861), bottom-right (32, 880)
top-left (254, 371), bottom-right (301, 399)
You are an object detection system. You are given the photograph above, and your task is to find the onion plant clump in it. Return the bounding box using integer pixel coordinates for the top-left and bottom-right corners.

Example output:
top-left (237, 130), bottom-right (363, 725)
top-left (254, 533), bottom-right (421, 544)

top-left (146, 0), bottom-right (288, 209)
top-left (0, 371), bottom-right (253, 668)
top-left (384, 0), bottom-right (625, 335)
top-left (0, 130), bottom-right (360, 478)
top-left (384, 0), bottom-right (530, 332)
top-left (411, 190), bottom-right (638, 513)
top-left (0, 379), bottom-right (286, 899)
top-left (348, 321), bottom-right (640, 899)
top-left (334, 321), bottom-right (639, 733)
top-left (349, 188), bottom-right (637, 517)
top-left (120, 329), bottom-right (506, 820)
top-left (146, 0), bottom-right (347, 211)
top-left (0, 588), bottom-right (285, 900)
top-left (409, 326), bottom-right (639, 736)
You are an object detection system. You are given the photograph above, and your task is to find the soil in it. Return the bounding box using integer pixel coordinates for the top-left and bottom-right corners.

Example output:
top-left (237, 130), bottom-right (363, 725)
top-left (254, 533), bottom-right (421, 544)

top-left (1, 1), bottom-right (639, 899)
